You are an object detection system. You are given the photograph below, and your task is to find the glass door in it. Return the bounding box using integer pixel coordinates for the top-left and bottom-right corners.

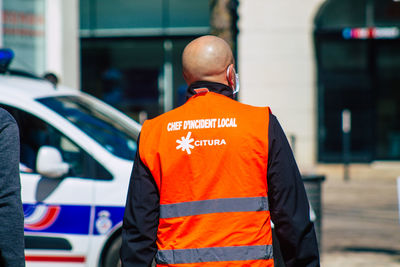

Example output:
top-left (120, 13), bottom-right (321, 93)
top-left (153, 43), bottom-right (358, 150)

top-left (316, 36), bottom-right (375, 162)
top-left (375, 40), bottom-right (400, 160)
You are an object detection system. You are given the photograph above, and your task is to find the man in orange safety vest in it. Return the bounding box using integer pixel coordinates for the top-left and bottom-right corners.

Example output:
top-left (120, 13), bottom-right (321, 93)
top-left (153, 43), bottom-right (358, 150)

top-left (121, 35), bottom-right (320, 267)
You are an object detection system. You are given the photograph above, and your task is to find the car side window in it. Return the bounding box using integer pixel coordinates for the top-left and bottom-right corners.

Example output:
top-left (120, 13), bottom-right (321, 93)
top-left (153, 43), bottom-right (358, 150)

top-left (0, 104), bottom-right (112, 180)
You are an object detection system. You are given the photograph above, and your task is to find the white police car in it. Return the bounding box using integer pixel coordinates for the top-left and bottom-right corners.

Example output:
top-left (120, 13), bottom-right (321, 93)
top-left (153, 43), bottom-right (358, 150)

top-left (0, 49), bottom-right (141, 267)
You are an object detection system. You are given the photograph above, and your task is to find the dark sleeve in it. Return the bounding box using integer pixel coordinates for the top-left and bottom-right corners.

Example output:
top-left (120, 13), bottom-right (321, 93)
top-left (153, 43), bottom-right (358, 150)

top-left (120, 135), bottom-right (160, 267)
top-left (0, 110), bottom-right (25, 267)
top-left (267, 114), bottom-right (320, 267)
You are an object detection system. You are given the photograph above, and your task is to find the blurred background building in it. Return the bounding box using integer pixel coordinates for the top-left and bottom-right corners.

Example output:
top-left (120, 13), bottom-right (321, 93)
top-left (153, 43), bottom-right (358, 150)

top-left (1, 0), bottom-right (400, 168)
top-left (0, 0), bottom-right (79, 88)
top-left (240, 0), bottom-right (400, 168)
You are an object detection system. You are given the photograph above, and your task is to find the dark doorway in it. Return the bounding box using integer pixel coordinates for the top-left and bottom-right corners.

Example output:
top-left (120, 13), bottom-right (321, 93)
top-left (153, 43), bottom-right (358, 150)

top-left (315, 0), bottom-right (400, 162)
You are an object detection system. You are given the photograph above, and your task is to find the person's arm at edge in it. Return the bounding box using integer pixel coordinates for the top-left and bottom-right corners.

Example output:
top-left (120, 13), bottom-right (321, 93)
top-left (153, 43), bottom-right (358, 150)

top-left (267, 114), bottom-right (320, 267)
top-left (0, 111), bottom-right (25, 267)
top-left (120, 135), bottom-right (160, 267)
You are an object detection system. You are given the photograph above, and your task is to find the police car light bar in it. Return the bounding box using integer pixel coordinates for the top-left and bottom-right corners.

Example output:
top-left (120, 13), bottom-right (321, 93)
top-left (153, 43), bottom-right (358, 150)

top-left (0, 48), bottom-right (14, 73)
top-left (342, 27), bottom-right (400, 40)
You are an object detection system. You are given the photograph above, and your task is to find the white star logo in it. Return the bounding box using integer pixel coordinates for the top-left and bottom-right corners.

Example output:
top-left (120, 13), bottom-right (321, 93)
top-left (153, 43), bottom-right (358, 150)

top-left (176, 131), bottom-right (195, 154)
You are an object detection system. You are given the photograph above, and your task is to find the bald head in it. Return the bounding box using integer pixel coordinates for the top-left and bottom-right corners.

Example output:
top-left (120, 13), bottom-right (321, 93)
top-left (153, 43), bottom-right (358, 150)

top-left (182, 35), bottom-right (235, 85)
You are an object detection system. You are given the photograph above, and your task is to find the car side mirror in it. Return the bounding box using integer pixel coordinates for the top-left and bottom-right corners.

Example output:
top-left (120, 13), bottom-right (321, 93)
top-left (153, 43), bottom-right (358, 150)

top-left (36, 146), bottom-right (69, 178)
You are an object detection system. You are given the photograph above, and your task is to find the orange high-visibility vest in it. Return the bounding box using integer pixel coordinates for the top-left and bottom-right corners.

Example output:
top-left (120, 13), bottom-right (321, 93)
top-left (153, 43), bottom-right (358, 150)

top-left (139, 91), bottom-right (273, 266)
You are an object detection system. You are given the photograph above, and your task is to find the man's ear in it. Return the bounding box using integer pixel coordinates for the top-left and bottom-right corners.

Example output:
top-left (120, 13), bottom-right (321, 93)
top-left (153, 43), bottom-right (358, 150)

top-left (226, 64), bottom-right (235, 88)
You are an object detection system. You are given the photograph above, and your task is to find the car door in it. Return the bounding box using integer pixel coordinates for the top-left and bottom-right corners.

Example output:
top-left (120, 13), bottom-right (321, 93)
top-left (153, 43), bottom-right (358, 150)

top-left (1, 104), bottom-right (111, 266)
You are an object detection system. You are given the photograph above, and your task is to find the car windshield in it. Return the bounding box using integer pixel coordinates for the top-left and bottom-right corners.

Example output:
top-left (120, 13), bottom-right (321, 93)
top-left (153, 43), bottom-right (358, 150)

top-left (38, 95), bottom-right (139, 160)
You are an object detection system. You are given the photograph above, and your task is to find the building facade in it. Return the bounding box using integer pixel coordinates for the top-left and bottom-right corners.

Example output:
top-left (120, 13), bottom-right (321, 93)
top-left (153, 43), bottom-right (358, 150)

top-left (0, 0), bottom-right (80, 89)
top-left (3, 0), bottom-right (399, 168)
top-left (239, 0), bottom-right (400, 168)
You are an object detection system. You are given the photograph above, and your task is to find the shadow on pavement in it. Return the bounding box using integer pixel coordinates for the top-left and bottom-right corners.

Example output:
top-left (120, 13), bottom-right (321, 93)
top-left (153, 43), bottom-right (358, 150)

top-left (342, 246), bottom-right (400, 256)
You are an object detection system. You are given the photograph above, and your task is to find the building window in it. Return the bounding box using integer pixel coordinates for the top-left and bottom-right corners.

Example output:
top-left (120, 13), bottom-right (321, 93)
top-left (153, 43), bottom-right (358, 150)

top-left (2, 0), bottom-right (46, 75)
top-left (315, 0), bottom-right (400, 162)
top-left (79, 0), bottom-right (211, 120)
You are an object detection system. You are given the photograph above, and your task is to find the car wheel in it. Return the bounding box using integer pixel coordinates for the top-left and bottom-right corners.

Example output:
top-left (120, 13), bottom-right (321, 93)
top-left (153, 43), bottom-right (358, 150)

top-left (103, 236), bottom-right (122, 267)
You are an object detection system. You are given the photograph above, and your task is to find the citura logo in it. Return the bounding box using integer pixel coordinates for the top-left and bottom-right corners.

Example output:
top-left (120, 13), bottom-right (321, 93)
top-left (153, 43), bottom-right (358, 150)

top-left (176, 132), bottom-right (195, 154)
top-left (176, 131), bottom-right (226, 155)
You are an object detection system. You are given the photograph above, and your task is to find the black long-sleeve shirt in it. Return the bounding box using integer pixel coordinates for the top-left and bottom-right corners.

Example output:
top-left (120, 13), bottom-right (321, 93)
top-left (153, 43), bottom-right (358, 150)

top-left (121, 82), bottom-right (320, 267)
top-left (0, 108), bottom-right (25, 267)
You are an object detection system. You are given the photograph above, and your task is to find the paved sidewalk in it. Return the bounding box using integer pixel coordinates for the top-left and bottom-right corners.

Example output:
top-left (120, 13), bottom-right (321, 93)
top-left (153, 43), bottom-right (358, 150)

top-left (316, 164), bottom-right (400, 267)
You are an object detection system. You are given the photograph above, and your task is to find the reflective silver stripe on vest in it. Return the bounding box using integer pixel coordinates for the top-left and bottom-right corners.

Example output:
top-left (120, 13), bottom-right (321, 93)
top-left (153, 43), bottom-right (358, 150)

top-left (156, 245), bottom-right (274, 264)
top-left (160, 196), bottom-right (269, 219)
